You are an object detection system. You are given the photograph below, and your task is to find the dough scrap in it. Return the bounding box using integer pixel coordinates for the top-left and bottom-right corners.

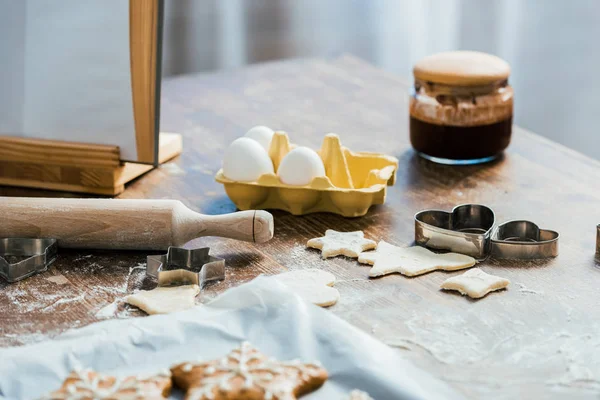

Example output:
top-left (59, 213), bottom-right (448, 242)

top-left (125, 284), bottom-right (200, 315)
top-left (441, 268), bottom-right (510, 299)
top-left (358, 241), bottom-right (476, 277)
top-left (307, 230), bottom-right (377, 259)
top-left (344, 390), bottom-right (374, 400)
top-left (274, 269), bottom-right (340, 307)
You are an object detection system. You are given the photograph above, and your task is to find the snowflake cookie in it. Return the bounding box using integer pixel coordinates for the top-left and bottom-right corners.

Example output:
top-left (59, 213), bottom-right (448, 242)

top-left (358, 241), bottom-right (476, 277)
top-left (307, 230), bottom-right (376, 259)
top-left (40, 368), bottom-right (171, 399)
top-left (171, 341), bottom-right (328, 400)
top-left (441, 268), bottom-right (510, 299)
top-left (344, 389), bottom-right (374, 400)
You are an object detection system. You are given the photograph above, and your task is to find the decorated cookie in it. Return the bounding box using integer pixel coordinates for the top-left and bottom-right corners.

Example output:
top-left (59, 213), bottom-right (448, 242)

top-left (274, 269), bottom-right (340, 307)
top-left (344, 390), bottom-right (374, 400)
top-left (358, 241), bottom-right (476, 277)
top-left (307, 230), bottom-right (376, 259)
top-left (171, 341), bottom-right (328, 400)
top-left (441, 268), bottom-right (510, 299)
top-left (41, 368), bottom-right (171, 399)
top-left (126, 284), bottom-right (200, 315)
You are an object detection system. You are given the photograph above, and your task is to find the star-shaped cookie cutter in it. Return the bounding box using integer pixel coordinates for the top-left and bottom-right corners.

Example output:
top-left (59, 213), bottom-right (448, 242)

top-left (0, 238), bottom-right (58, 283)
top-left (146, 247), bottom-right (225, 287)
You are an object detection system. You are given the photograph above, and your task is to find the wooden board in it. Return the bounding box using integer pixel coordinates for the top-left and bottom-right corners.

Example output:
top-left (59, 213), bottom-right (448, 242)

top-left (1, 56), bottom-right (599, 399)
top-left (0, 132), bottom-right (182, 196)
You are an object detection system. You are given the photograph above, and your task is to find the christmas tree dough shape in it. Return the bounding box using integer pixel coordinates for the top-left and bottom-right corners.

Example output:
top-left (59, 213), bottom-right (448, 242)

top-left (126, 284), bottom-right (200, 315)
top-left (274, 269), bottom-right (340, 307)
top-left (358, 241), bottom-right (476, 277)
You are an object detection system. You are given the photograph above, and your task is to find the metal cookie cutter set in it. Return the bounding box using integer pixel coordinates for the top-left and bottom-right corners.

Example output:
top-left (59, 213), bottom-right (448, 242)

top-left (0, 238), bottom-right (58, 282)
top-left (414, 204), bottom-right (559, 260)
top-left (146, 246), bottom-right (225, 287)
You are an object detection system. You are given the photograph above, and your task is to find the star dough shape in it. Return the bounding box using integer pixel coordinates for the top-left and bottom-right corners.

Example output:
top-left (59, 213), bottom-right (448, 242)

top-left (171, 341), bottom-right (328, 400)
top-left (41, 368), bottom-right (171, 399)
top-left (274, 269), bottom-right (340, 307)
top-left (307, 230), bottom-right (377, 259)
top-left (126, 284), bottom-right (200, 315)
top-left (358, 241), bottom-right (476, 277)
top-left (440, 268), bottom-right (510, 299)
top-left (344, 390), bottom-right (374, 400)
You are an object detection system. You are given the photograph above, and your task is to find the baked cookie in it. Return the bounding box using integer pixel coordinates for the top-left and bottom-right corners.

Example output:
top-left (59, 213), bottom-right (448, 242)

top-left (171, 341), bottom-right (328, 399)
top-left (40, 368), bottom-right (171, 399)
top-left (307, 230), bottom-right (376, 259)
top-left (344, 390), bottom-right (374, 400)
top-left (441, 268), bottom-right (510, 299)
top-left (358, 241), bottom-right (476, 277)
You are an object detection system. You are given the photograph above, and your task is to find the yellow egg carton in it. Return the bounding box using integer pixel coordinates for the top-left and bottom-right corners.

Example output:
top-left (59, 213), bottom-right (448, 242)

top-left (215, 132), bottom-right (398, 217)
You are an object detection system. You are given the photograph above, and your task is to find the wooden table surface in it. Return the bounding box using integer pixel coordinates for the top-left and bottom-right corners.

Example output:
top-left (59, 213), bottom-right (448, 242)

top-left (1, 56), bottom-right (600, 400)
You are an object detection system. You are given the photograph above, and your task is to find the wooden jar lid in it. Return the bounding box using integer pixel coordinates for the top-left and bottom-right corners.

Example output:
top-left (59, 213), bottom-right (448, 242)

top-left (413, 51), bottom-right (510, 86)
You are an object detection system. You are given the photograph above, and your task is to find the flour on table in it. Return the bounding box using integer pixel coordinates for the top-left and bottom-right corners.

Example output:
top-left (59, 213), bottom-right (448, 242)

top-left (126, 284), bottom-right (200, 315)
top-left (273, 269), bottom-right (340, 307)
top-left (307, 230), bottom-right (377, 259)
top-left (516, 282), bottom-right (543, 295)
top-left (441, 268), bottom-right (510, 299)
top-left (358, 241), bottom-right (476, 277)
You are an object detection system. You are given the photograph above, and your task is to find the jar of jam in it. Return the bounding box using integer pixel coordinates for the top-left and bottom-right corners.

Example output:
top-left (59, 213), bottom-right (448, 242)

top-left (409, 51), bottom-right (513, 164)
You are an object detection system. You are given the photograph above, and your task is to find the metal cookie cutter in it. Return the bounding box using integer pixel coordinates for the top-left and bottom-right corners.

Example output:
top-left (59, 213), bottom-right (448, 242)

top-left (146, 246), bottom-right (225, 287)
top-left (414, 204), bottom-right (495, 259)
top-left (415, 204), bottom-right (559, 260)
top-left (0, 238), bottom-right (58, 283)
top-left (596, 224), bottom-right (600, 257)
top-left (490, 220), bottom-right (559, 260)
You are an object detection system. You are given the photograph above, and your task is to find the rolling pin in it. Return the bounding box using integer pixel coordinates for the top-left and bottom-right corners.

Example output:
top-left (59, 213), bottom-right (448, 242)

top-left (0, 197), bottom-right (274, 250)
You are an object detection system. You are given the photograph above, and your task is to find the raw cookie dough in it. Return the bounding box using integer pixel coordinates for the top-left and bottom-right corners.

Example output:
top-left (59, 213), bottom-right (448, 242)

top-left (344, 390), bottom-right (374, 400)
top-left (171, 341), bottom-right (328, 400)
top-left (358, 241), bottom-right (476, 277)
top-left (441, 268), bottom-right (510, 299)
top-left (274, 269), bottom-right (340, 307)
top-left (42, 368), bottom-right (171, 399)
top-left (125, 284), bottom-right (200, 315)
top-left (307, 230), bottom-right (377, 259)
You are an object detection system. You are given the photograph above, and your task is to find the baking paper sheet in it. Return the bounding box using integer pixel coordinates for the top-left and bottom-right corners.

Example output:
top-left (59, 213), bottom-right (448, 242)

top-left (0, 276), bottom-right (463, 400)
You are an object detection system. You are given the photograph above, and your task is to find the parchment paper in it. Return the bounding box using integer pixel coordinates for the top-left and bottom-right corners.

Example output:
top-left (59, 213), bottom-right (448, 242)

top-left (0, 276), bottom-right (464, 400)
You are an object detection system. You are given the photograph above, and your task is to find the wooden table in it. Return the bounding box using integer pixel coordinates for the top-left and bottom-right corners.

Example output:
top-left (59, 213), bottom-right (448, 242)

top-left (1, 56), bottom-right (600, 399)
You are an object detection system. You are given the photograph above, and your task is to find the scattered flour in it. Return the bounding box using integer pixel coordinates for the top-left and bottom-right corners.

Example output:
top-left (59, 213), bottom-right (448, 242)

top-left (94, 300), bottom-right (119, 319)
top-left (517, 283), bottom-right (544, 295)
top-left (41, 293), bottom-right (86, 312)
top-left (160, 162), bottom-right (186, 176)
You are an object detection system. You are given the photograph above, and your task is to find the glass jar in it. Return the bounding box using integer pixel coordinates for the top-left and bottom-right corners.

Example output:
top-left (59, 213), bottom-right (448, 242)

top-left (409, 51), bottom-right (514, 165)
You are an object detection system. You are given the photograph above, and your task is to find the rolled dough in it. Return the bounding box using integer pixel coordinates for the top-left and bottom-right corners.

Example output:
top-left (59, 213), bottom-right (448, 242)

top-left (274, 269), bottom-right (340, 307)
top-left (125, 284), bottom-right (200, 315)
top-left (441, 268), bottom-right (510, 299)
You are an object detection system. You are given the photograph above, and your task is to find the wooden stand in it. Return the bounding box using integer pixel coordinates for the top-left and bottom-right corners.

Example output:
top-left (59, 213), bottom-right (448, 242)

top-left (0, 133), bottom-right (182, 195)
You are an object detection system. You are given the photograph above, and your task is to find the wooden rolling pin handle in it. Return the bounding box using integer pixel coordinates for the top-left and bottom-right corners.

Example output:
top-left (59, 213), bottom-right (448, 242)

top-left (186, 210), bottom-right (274, 244)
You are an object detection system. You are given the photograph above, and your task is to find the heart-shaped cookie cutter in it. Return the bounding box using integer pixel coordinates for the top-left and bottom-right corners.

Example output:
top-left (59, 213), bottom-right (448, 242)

top-left (414, 204), bottom-right (495, 259)
top-left (415, 204), bottom-right (559, 260)
top-left (490, 220), bottom-right (559, 259)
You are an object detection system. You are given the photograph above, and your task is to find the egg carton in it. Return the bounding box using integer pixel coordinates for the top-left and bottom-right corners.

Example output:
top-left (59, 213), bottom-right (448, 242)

top-left (215, 132), bottom-right (398, 217)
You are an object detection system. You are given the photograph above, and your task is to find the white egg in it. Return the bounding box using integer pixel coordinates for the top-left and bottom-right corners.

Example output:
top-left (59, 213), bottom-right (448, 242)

top-left (223, 137), bottom-right (274, 181)
top-left (277, 147), bottom-right (326, 186)
top-left (244, 125), bottom-right (275, 151)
